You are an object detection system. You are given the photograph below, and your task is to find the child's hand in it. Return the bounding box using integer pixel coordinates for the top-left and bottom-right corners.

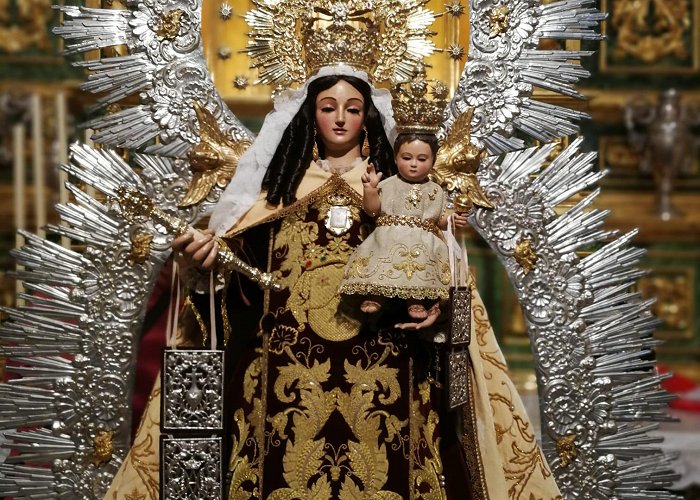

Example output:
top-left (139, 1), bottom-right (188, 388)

top-left (361, 163), bottom-right (383, 189)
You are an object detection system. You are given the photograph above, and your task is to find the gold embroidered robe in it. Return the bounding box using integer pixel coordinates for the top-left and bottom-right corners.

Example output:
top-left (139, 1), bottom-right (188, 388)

top-left (104, 161), bottom-right (562, 500)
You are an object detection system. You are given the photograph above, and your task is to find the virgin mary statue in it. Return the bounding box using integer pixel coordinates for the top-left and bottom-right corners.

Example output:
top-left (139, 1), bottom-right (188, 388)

top-left (104, 3), bottom-right (561, 499)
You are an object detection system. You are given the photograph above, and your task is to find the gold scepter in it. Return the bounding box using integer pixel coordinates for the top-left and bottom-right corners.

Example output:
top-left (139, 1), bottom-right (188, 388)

top-left (115, 186), bottom-right (281, 291)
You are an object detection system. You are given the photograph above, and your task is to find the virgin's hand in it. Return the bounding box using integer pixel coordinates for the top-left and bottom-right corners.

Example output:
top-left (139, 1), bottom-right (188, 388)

top-left (452, 213), bottom-right (469, 228)
top-left (172, 228), bottom-right (219, 271)
top-left (361, 163), bottom-right (383, 189)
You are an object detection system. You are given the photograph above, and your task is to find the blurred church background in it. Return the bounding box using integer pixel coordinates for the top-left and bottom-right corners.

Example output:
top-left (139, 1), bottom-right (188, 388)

top-left (0, 0), bottom-right (699, 494)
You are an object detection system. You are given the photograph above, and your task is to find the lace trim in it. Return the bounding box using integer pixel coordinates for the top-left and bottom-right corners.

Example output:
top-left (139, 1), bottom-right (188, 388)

top-left (315, 156), bottom-right (365, 175)
top-left (375, 214), bottom-right (441, 236)
top-left (339, 282), bottom-right (449, 300)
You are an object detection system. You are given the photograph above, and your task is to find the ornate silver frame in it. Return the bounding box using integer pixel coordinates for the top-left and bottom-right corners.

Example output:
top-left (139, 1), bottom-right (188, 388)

top-left (0, 1), bottom-right (680, 499)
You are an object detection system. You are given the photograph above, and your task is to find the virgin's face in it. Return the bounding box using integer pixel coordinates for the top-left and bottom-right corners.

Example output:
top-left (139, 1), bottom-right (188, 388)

top-left (315, 80), bottom-right (365, 155)
top-left (395, 140), bottom-right (434, 182)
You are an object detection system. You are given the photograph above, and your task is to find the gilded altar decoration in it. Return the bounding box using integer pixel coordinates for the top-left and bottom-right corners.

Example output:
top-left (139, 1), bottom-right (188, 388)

top-left (219, 2), bottom-right (233, 21)
top-left (128, 227), bottom-right (153, 265)
top-left (611, 0), bottom-right (691, 63)
top-left (488, 5), bottom-right (510, 37)
top-left (514, 238), bottom-right (537, 275)
top-left (0, 0), bottom-right (52, 54)
top-left (639, 271), bottom-right (692, 333)
top-left (244, 0), bottom-right (438, 87)
top-left (92, 431), bottom-right (114, 466)
top-left (180, 103), bottom-right (252, 207)
top-left (625, 89), bottom-right (700, 220)
top-left (232, 75), bottom-right (249, 89)
top-left (556, 433), bottom-right (577, 468)
top-left (156, 9), bottom-right (185, 41)
top-left (447, 43), bottom-right (466, 60)
top-left (444, 0), bottom-right (465, 17)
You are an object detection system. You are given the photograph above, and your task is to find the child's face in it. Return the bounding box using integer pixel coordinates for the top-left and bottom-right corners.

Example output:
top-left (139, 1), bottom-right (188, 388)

top-left (395, 140), bottom-right (434, 182)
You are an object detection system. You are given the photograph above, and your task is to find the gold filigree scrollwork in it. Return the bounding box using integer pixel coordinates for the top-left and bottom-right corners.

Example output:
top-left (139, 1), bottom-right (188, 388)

top-left (514, 238), bottom-right (537, 275)
top-left (611, 0), bottom-right (691, 63)
top-left (157, 9), bottom-right (184, 41)
top-left (0, 0), bottom-right (52, 54)
top-left (556, 433), bottom-right (577, 468)
top-left (123, 488), bottom-right (147, 500)
top-left (92, 430), bottom-right (114, 466)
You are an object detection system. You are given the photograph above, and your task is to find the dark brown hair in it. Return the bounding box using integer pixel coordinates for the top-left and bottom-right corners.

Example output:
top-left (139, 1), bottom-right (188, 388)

top-left (262, 76), bottom-right (396, 206)
top-left (393, 132), bottom-right (439, 159)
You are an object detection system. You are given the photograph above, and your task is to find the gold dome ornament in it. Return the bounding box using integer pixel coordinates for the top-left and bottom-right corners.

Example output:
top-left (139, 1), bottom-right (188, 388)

top-left (244, 0), bottom-right (438, 87)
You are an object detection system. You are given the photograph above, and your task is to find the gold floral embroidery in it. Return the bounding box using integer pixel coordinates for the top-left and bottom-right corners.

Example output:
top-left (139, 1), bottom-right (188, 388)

top-left (473, 291), bottom-right (557, 500)
top-left (405, 185), bottom-right (423, 209)
top-left (393, 246), bottom-right (427, 279)
top-left (410, 381), bottom-right (447, 500)
top-left (123, 488), bottom-right (147, 500)
top-left (440, 262), bottom-right (451, 286)
top-left (288, 263), bottom-right (360, 341)
top-left (274, 186), bottom-right (361, 342)
top-left (262, 337), bottom-right (435, 499)
top-left (228, 408), bottom-right (259, 500)
top-left (273, 213), bottom-right (319, 291)
top-left (124, 386), bottom-right (161, 500)
top-left (472, 302), bottom-right (490, 347)
top-left (229, 350), bottom-right (265, 499)
top-left (345, 254), bottom-right (374, 279)
top-left (268, 324), bottom-right (299, 354)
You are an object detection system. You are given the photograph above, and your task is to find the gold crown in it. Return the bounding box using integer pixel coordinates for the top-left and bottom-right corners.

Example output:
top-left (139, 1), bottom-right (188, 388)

top-left (302, 1), bottom-right (377, 77)
top-left (392, 65), bottom-right (448, 135)
top-left (245, 0), bottom-right (437, 87)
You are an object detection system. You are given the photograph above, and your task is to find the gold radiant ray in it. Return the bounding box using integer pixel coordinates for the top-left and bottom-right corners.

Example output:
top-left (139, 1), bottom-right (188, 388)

top-left (201, 0), bottom-right (471, 105)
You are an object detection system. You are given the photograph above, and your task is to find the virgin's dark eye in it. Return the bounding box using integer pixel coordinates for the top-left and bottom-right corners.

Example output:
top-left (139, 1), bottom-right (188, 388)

top-left (347, 108), bottom-right (361, 114)
top-left (321, 106), bottom-right (334, 112)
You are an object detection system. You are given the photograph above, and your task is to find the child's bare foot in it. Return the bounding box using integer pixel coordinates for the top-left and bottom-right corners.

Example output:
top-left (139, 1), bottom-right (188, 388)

top-left (407, 302), bottom-right (428, 319)
top-left (360, 299), bottom-right (382, 313)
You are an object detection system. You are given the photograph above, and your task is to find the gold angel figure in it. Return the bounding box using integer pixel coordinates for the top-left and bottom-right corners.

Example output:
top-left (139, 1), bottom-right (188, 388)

top-left (431, 108), bottom-right (493, 211)
top-left (178, 103), bottom-right (252, 207)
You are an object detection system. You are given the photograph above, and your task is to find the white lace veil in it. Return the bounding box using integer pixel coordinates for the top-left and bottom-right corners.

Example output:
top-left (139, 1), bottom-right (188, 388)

top-left (209, 64), bottom-right (397, 235)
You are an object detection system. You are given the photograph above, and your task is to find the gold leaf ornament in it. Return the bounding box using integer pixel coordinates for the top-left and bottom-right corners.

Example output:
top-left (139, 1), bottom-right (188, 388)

top-left (179, 103), bottom-right (252, 207)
